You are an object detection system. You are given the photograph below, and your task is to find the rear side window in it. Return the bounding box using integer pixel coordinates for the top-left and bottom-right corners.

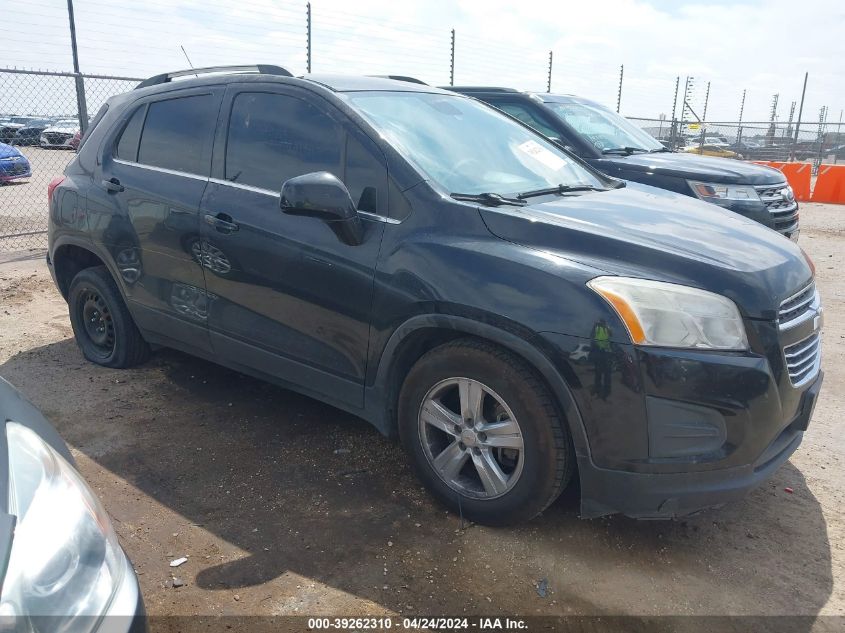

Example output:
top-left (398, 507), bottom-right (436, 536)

top-left (115, 106), bottom-right (146, 161)
top-left (137, 94), bottom-right (217, 175)
top-left (225, 92), bottom-right (342, 191)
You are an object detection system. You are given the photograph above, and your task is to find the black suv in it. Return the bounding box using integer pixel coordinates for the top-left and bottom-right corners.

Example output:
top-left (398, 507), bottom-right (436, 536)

top-left (48, 66), bottom-right (823, 525)
top-left (449, 88), bottom-right (800, 240)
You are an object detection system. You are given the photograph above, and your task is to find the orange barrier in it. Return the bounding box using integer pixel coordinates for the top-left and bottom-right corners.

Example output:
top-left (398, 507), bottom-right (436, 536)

top-left (810, 164), bottom-right (845, 204)
top-left (752, 161), bottom-right (812, 201)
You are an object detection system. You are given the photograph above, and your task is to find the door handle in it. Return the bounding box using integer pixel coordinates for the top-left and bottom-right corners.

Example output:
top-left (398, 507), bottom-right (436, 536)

top-left (101, 177), bottom-right (124, 193)
top-left (204, 213), bottom-right (239, 233)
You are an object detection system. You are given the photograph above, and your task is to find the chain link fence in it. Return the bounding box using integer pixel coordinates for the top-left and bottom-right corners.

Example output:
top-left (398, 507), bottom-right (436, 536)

top-left (0, 69), bottom-right (140, 251)
top-left (1, 65), bottom-right (841, 253)
top-left (629, 117), bottom-right (844, 165)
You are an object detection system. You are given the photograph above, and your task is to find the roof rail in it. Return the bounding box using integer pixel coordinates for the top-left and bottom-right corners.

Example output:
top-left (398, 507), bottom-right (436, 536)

top-left (135, 64), bottom-right (292, 89)
top-left (370, 75), bottom-right (429, 85)
top-left (446, 86), bottom-right (520, 93)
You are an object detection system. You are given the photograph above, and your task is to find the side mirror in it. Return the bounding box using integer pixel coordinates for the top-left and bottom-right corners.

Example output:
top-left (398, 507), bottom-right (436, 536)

top-left (280, 172), bottom-right (364, 245)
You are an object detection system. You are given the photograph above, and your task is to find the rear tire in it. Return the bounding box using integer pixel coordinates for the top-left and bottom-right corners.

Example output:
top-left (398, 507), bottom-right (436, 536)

top-left (398, 338), bottom-right (574, 526)
top-left (68, 266), bottom-right (150, 368)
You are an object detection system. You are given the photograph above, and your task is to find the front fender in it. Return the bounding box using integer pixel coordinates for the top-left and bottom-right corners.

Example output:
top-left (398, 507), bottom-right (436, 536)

top-left (363, 312), bottom-right (593, 472)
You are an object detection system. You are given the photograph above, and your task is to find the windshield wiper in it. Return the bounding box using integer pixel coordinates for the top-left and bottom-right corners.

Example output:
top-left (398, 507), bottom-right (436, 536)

top-left (451, 192), bottom-right (527, 207)
top-left (649, 146), bottom-right (672, 153)
top-left (517, 183), bottom-right (607, 200)
top-left (602, 146), bottom-right (649, 155)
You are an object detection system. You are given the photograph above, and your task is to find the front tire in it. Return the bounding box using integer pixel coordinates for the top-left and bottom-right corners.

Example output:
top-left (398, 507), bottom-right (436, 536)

top-left (68, 266), bottom-right (150, 368)
top-left (398, 338), bottom-right (574, 526)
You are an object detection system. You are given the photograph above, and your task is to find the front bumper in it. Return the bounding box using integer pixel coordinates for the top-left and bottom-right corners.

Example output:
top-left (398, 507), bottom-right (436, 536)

top-left (101, 549), bottom-right (147, 633)
top-left (0, 162), bottom-right (32, 182)
top-left (542, 329), bottom-right (823, 519)
top-left (578, 372), bottom-right (821, 518)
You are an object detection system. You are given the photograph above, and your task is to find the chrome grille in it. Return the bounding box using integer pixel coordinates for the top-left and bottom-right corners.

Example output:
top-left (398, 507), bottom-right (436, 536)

top-left (779, 282), bottom-right (816, 326)
top-left (755, 183), bottom-right (798, 236)
top-left (783, 333), bottom-right (821, 386)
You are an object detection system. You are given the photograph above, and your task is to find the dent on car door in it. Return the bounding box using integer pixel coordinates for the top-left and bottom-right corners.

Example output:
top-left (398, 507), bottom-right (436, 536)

top-left (198, 88), bottom-right (388, 408)
top-left (87, 89), bottom-right (222, 352)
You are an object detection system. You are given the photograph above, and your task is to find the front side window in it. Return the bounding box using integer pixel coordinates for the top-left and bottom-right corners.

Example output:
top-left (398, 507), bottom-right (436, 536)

top-left (344, 91), bottom-right (604, 196)
top-left (225, 92), bottom-right (343, 191)
top-left (137, 94), bottom-right (217, 175)
top-left (544, 100), bottom-right (663, 152)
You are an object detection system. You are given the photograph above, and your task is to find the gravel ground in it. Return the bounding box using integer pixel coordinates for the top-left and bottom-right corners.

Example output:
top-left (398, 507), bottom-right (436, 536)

top-left (0, 204), bottom-right (843, 628)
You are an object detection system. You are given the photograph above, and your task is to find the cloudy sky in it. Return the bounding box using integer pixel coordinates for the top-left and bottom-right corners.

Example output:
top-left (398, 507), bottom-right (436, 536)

top-left (5, 0), bottom-right (844, 122)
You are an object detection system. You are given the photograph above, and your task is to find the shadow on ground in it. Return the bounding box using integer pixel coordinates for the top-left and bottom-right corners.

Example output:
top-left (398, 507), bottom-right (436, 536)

top-left (0, 339), bottom-right (834, 623)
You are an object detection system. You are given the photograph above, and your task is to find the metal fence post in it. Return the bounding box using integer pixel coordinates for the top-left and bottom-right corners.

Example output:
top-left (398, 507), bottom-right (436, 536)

top-left (813, 106), bottom-right (828, 173)
top-left (736, 89), bottom-right (746, 144)
top-left (670, 76), bottom-right (679, 149)
top-left (66, 0), bottom-right (88, 131)
top-left (450, 29), bottom-right (455, 86)
top-left (791, 72), bottom-right (808, 160)
top-left (306, 2), bottom-right (312, 73)
top-left (616, 64), bottom-right (623, 113)
top-left (547, 51), bottom-right (553, 93)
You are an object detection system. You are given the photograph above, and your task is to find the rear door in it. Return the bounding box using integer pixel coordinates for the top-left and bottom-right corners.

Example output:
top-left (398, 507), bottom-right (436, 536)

top-left (88, 87), bottom-right (223, 353)
top-left (198, 84), bottom-right (389, 408)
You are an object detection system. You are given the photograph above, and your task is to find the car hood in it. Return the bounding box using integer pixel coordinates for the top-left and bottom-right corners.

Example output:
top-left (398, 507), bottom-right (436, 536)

top-left (480, 183), bottom-right (811, 320)
top-left (44, 126), bottom-right (77, 134)
top-left (0, 143), bottom-right (22, 159)
top-left (593, 151), bottom-right (785, 185)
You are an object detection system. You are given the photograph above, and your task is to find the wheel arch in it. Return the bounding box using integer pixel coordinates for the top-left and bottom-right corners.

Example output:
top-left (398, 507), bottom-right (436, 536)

top-left (366, 314), bottom-right (592, 468)
top-left (50, 241), bottom-right (107, 300)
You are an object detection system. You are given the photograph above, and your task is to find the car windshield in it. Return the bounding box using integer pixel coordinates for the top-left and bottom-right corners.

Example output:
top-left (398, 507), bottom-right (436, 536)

top-left (343, 91), bottom-right (605, 196)
top-left (544, 100), bottom-right (664, 152)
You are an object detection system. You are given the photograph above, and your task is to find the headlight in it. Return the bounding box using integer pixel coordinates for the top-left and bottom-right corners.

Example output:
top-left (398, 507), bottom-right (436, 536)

top-left (0, 422), bottom-right (124, 629)
top-left (588, 276), bottom-right (748, 350)
top-left (689, 181), bottom-right (760, 202)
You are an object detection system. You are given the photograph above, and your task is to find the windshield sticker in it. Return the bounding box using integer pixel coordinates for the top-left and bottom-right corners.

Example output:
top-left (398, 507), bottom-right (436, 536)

top-left (517, 140), bottom-right (567, 170)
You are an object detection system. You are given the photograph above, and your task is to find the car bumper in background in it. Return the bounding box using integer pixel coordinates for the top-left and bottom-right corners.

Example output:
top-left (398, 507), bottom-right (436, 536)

top-left (102, 550), bottom-right (148, 633)
top-left (0, 163), bottom-right (32, 181)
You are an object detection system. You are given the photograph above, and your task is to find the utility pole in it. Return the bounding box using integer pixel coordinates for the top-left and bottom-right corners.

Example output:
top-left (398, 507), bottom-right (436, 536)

top-left (547, 50), bottom-right (553, 93)
top-left (702, 81), bottom-right (710, 122)
top-left (66, 0), bottom-right (88, 131)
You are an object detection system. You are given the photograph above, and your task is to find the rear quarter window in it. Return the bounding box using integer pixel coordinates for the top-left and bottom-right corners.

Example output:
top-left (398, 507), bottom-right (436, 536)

top-left (115, 105), bottom-right (146, 162)
top-left (77, 104), bottom-right (107, 151)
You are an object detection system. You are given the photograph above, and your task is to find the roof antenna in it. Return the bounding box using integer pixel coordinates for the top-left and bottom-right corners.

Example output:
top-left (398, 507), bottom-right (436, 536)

top-left (180, 45), bottom-right (197, 76)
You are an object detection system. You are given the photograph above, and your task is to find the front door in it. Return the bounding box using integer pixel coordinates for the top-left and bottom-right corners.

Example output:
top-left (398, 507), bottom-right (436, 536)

top-left (198, 86), bottom-right (389, 408)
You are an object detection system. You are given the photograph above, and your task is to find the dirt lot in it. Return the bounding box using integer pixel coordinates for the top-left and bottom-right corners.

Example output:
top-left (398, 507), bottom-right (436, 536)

top-left (0, 204), bottom-right (843, 628)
